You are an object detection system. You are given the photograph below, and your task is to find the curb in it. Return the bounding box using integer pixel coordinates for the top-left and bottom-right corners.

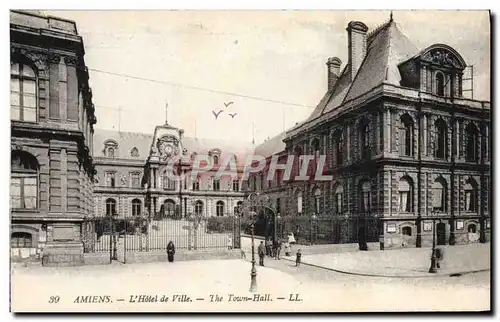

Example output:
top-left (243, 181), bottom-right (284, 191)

top-left (279, 256), bottom-right (490, 278)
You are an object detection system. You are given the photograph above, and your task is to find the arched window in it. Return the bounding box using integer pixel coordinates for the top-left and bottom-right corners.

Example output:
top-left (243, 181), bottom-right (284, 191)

top-left (400, 115), bottom-right (414, 157)
top-left (104, 140), bottom-right (118, 158)
top-left (11, 62), bottom-right (37, 122)
top-left (294, 146), bottom-right (303, 176)
top-left (216, 201), bottom-right (225, 217)
top-left (435, 72), bottom-right (445, 96)
top-left (164, 199), bottom-right (176, 217)
top-left (107, 147), bottom-right (115, 158)
top-left (434, 119), bottom-right (447, 159)
top-left (465, 123), bottom-right (478, 162)
top-left (11, 232), bottom-right (33, 248)
top-left (106, 198), bottom-right (117, 216)
top-left (195, 200), bottom-right (203, 216)
top-left (464, 178), bottom-right (478, 212)
top-left (333, 184), bottom-right (343, 214)
top-left (296, 190), bottom-right (303, 214)
top-left (402, 226), bottom-right (412, 236)
top-left (130, 147), bottom-right (139, 157)
top-left (312, 138), bottom-right (320, 158)
top-left (213, 155), bottom-right (219, 165)
top-left (359, 180), bottom-right (371, 213)
top-left (468, 224), bottom-right (477, 233)
top-left (432, 178), bottom-right (447, 212)
top-left (359, 119), bottom-right (371, 159)
top-left (333, 130), bottom-right (344, 166)
top-left (11, 151), bottom-right (38, 209)
top-left (313, 188), bottom-right (321, 214)
top-left (131, 199), bottom-right (141, 216)
top-left (398, 177), bottom-right (413, 213)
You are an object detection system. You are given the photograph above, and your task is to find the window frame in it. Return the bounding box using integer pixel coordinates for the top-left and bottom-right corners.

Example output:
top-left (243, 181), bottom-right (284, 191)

top-left (11, 151), bottom-right (39, 210)
top-left (131, 198), bottom-right (142, 216)
top-left (11, 62), bottom-right (38, 123)
top-left (106, 198), bottom-right (117, 216)
top-left (11, 232), bottom-right (33, 248)
top-left (216, 201), bottom-right (224, 217)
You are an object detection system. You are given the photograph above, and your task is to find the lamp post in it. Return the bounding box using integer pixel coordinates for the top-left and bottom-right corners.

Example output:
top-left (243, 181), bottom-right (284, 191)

top-left (428, 211), bottom-right (438, 274)
top-left (311, 214), bottom-right (318, 245)
top-left (246, 192), bottom-right (260, 293)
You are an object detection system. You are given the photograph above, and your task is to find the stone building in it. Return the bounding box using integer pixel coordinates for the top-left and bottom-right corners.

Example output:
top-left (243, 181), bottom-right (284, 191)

top-left (10, 10), bottom-right (96, 264)
top-left (92, 117), bottom-right (253, 222)
top-left (254, 17), bottom-right (491, 249)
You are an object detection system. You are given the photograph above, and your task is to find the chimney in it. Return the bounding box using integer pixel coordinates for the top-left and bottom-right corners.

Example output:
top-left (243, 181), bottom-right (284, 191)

top-left (326, 57), bottom-right (342, 90)
top-left (346, 21), bottom-right (368, 80)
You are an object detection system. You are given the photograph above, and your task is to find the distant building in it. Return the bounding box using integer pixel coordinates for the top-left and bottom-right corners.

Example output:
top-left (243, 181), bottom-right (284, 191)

top-left (10, 10), bottom-right (96, 264)
top-left (92, 119), bottom-right (253, 222)
top-left (253, 17), bottom-right (491, 248)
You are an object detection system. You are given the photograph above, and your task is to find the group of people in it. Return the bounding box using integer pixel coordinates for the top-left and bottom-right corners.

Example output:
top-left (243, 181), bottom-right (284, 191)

top-left (257, 232), bottom-right (302, 267)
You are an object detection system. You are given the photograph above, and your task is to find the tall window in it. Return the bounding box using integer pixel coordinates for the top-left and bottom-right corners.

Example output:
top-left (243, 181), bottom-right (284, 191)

top-left (11, 151), bottom-right (38, 209)
top-left (359, 180), bottom-right (371, 213)
top-left (464, 179), bottom-right (478, 212)
top-left (213, 179), bottom-right (220, 191)
top-left (11, 232), bottom-right (32, 248)
top-left (398, 177), bottom-right (413, 212)
top-left (359, 120), bottom-right (371, 159)
top-left (334, 184), bottom-right (343, 214)
top-left (333, 130), bottom-right (343, 166)
top-left (11, 62), bottom-right (37, 122)
top-left (164, 199), bottom-right (176, 217)
top-left (465, 123), bottom-right (478, 162)
top-left (314, 188), bottom-right (321, 214)
top-left (195, 200), bottom-right (203, 216)
top-left (436, 72), bottom-right (445, 96)
top-left (162, 174), bottom-right (175, 190)
top-left (435, 119), bottom-right (447, 159)
top-left (131, 199), bottom-right (141, 216)
top-left (232, 179), bottom-right (239, 192)
top-left (294, 146), bottom-right (303, 177)
top-left (106, 198), bottom-right (117, 216)
top-left (216, 201), bottom-right (224, 217)
top-left (252, 176), bottom-right (257, 191)
top-left (130, 172), bottom-right (140, 188)
top-left (400, 115), bottom-right (414, 157)
top-left (312, 138), bottom-right (320, 159)
top-left (297, 190), bottom-right (303, 214)
top-left (105, 172), bottom-right (116, 187)
top-left (432, 178), bottom-right (447, 212)
top-left (192, 178), bottom-right (200, 191)
top-left (213, 155), bottom-right (219, 165)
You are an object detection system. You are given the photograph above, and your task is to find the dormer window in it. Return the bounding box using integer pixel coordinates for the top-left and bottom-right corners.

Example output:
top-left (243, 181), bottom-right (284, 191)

top-left (130, 147), bottom-right (139, 157)
top-left (209, 149), bottom-right (221, 165)
top-left (213, 155), bottom-right (219, 165)
top-left (103, 140), bottom-right (118, 158)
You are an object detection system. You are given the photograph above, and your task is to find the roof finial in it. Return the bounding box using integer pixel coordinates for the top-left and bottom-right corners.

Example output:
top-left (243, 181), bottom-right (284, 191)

top-left (390, 11), bottom-right (393, 22)
top-left (165, 102), bottom-right (169, 125)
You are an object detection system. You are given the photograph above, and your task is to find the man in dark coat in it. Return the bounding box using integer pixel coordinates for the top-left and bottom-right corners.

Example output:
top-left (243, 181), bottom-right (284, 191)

top-left (258, 241), bottom-right (265, 266)
top-left (167, 241), bottom-right (175, 262)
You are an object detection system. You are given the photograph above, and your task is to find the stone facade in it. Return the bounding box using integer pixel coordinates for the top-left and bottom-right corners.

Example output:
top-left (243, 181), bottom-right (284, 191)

top-left (10, 10), bottom-right (96, 265)
top-left (252, 18), bottom-right (491, 249)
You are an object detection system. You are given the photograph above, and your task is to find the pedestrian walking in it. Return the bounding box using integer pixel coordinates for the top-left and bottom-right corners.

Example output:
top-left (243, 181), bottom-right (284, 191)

top-left (295, 248), bottom-right (302, 267)
top-left (274, 239), bottom-right (281, 260)
top-left (167, 240), bottom-right (175, 263)
top-left (435, 247), bottom-right (444, 269)
top-left (265, 238), bottom-right (272, 257)
top-left (284, 240), bottom-right (291, 257)
top-left (258, 241), bottom-right (265, 266)
top-left (295, 226), bottom-right (301, 244)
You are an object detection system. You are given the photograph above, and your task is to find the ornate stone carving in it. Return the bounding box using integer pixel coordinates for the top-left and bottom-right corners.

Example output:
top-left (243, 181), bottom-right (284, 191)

top-left (64, 55), bottom-right (78, 66)
top-left (11, 47), bottom-right (49, 75)
top-left (423, 49), bottom-right (460, 68)
top-left (48, 52), bottom-right (61, 64)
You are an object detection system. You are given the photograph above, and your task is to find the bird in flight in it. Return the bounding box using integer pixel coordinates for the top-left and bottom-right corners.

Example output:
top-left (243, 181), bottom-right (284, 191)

top-left (212, 110), bottom-right (224, 119)
top-left (224, 102), bottom-right (234, 108)
top-left (229, 113), bottom-right (237, 118)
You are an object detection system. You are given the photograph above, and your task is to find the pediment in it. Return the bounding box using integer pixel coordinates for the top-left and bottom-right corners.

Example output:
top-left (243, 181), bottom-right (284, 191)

top-left (420, 44), bottom-right (466, 70)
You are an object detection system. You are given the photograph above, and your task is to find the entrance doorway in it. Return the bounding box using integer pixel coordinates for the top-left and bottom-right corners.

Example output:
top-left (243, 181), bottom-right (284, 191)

top-left (436, 223), bottom-right (446, 245)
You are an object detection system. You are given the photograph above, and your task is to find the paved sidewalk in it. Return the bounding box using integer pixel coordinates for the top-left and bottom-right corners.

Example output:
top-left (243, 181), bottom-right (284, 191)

top-left (279, 243), bottom-right (490, 278)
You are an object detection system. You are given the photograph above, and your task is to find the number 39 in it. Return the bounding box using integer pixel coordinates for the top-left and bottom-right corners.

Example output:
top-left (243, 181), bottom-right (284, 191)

top-left (48, 296), bottom-right (60, 303)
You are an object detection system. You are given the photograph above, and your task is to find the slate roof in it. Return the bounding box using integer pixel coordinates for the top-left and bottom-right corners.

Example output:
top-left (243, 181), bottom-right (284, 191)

top-left (254, 131), bottom-right (287, 158)
top-left (287, 19), bottom-right (420, 139)
top-left (93, 128), bottom-right (254, 163)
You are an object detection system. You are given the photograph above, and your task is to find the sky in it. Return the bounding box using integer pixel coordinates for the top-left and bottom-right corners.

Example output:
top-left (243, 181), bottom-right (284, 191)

top-left (47, 10), bottom-right (490, 145)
